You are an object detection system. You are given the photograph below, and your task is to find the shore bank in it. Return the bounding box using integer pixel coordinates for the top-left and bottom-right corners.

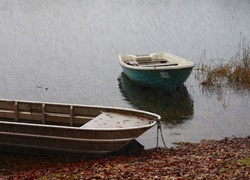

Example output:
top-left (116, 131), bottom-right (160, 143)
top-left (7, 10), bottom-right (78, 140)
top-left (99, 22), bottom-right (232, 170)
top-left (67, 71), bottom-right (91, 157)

top-left (1, 136), bottom-right (249, 179)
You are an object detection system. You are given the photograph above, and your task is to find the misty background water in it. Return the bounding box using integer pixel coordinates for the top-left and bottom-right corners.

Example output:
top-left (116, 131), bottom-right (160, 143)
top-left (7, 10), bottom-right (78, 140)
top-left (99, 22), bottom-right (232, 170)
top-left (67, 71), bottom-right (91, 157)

top-left (0, 0), bottom-right (249, 150)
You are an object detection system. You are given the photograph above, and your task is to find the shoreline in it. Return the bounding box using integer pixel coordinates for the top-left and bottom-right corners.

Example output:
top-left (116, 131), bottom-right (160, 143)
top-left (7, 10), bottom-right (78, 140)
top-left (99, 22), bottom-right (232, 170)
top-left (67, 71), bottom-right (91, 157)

top-left (1, 136), bottom-right (249, 179)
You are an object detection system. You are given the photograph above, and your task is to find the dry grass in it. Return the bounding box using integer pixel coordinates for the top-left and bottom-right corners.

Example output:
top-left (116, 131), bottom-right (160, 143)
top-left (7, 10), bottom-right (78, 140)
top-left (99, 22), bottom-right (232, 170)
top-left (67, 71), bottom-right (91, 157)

top-left (196, 38), bottom-right (250, 89)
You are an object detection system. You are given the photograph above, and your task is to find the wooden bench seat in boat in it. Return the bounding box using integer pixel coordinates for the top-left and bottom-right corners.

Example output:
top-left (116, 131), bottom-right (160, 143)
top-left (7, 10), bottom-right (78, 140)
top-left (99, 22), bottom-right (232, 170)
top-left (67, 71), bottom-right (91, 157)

top-left (80, 112), bottom-right (151, 129)
top-left (139, 63), bottom-right (178, 67)
top-left (125, 60), bottom-right (178, 67)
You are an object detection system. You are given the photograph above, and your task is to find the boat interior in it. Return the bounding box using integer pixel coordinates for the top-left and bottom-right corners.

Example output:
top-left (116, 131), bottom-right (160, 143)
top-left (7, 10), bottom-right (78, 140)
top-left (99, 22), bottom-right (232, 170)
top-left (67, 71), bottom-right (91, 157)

top-left (0, 100), bottom-right (154, 128)
top-left (123, 55), bottom-right (178, 67)
top-left (0, 100), bottom-right (96, 127)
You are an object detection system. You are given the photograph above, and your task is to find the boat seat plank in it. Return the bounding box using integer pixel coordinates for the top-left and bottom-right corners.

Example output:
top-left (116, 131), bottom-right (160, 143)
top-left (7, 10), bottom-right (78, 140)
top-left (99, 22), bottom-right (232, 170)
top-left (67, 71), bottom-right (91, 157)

top-left (126, 60), bottom-right (139, 66)
top-left (80, 112), bottom-right (150, 129)
top-left (125, 59), bottom-right (171, 67)
top-left (135, 55), bottom-right (151, 61)
top-left (137, 59), bottom-right (168, 63)
top-left (139, 63), bottom-right (178, 67)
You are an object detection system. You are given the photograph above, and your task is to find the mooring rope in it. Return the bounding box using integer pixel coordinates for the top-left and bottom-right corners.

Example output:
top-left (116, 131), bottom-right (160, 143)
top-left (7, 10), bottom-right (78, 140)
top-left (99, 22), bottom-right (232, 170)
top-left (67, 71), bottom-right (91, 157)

top-left (156, 120), bottom-right (167, 149)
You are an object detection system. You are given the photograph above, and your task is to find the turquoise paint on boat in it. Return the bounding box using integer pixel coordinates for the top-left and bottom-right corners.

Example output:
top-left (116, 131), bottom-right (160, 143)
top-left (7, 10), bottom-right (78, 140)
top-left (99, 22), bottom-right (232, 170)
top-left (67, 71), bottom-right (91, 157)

top-left (119, 52), bottom-right (195, 92)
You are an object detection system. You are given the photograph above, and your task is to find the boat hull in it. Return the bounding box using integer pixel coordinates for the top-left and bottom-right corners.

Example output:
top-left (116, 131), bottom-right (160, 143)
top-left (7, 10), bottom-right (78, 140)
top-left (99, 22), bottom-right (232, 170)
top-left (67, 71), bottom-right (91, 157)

top-left (0, 122), bottom-right (151, 154)
top-left (121, 66), bottom-right (193, 92)
top-left (0, 99), bottom-right (160, 155)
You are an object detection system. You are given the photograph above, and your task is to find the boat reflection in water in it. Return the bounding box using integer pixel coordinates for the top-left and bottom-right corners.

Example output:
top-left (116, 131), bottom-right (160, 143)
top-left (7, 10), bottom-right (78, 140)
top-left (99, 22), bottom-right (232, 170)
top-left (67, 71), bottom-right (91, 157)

top-left (118, 73), bottom-right (194, 124)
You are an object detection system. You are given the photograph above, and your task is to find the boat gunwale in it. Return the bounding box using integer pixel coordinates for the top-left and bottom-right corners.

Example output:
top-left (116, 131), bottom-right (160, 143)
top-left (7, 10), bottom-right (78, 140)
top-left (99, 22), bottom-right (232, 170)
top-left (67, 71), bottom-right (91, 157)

top-left (120, 63), bottom-right (195, 70)
top-left (0, 120), bottom-right (157, 131)
top-left (118, 52), bottom-right (195, 70)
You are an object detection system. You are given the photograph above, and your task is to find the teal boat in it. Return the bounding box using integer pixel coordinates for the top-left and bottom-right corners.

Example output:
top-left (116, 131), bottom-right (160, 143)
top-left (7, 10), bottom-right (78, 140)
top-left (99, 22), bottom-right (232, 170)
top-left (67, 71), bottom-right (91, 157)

top-left (118, 52), bottom-right (195, 92)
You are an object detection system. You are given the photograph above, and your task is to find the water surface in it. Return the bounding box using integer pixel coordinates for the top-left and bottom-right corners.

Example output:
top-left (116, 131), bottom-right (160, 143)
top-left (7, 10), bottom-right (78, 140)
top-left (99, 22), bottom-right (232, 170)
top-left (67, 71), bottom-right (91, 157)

top-left (0, 0), bottom-right (249, 149)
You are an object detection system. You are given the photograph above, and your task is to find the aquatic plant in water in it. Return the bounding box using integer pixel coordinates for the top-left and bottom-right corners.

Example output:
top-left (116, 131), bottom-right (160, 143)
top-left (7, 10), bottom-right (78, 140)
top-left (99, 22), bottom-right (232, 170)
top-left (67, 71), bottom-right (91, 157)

top-left (196, 38), bottom-right (250, 89)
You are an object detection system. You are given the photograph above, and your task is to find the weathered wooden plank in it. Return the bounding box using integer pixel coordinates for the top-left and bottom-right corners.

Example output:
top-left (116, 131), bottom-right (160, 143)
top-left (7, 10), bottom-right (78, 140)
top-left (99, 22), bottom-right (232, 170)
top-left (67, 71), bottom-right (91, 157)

top-left (17, 102), bottom-right (43, 112)
top-left (0, 100), bottom-right (15, 110)
top-left (45, 104), bottom-right (71, 114)
top-left (0, 111), bottom-right (15, 120)
top-left (73, 106), bottom-right (101, 116)
top-left (44, 112), bottom-right (83, 125)
top-left (17, 112), bottom-right (43, 121)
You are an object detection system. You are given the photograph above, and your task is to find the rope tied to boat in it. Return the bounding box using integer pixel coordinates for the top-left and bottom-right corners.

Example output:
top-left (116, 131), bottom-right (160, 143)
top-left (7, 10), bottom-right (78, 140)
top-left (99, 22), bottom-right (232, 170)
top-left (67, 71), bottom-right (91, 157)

top-left (156, 119), bottom-right (167, 149)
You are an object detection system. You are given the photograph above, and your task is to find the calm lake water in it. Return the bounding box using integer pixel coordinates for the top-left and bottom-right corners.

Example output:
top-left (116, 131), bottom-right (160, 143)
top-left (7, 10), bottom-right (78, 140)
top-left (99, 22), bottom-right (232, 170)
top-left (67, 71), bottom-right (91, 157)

top-left (0, 0), bottom-right (249, 149)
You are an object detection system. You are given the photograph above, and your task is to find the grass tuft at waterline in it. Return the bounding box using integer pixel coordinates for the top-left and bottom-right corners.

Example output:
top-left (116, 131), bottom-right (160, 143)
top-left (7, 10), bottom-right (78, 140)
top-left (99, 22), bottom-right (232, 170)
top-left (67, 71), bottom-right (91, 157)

top-left (196, 38), bottom-right (250, 89)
